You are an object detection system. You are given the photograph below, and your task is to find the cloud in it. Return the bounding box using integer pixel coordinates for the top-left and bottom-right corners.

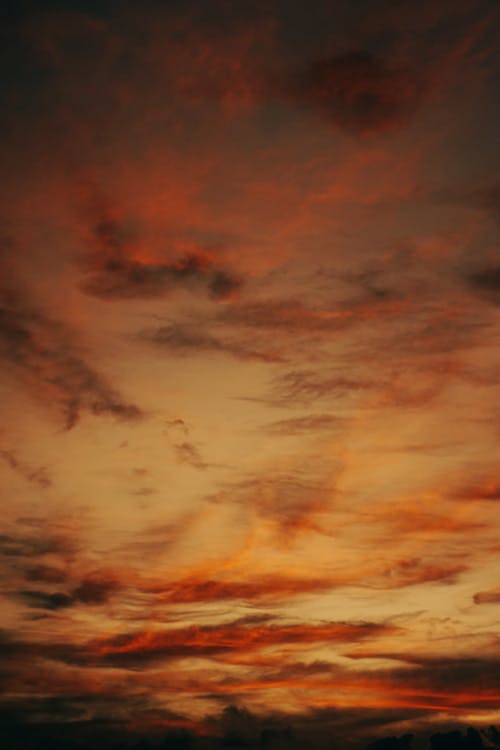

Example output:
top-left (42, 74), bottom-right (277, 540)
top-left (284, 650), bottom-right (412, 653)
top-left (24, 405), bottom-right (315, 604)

top-left (142, 323), bottom-right (285, 363)
top-left (0, 528), bottom-right (73, 561)
top-left (217, 299), bottom-right (358, 333)
top-left (217, 296), bottom-right (405, 335)
top-left (173, 442), bottom-right (208, 470)
top-left (0, 690), bottom-right (192, 747)
top-left (24, 564), bottom-right (67, 583)
top-left (80, 217), bottom-right (241, 301)
top-left (90, 618), bottom-right (394, 668)
top-left (465, 265), bottom-right (500, 306)
top-left (285, 51), bottom-right (428, 135)
top-left (149, 574), bottom-right (336, 605)
top-left (452, 475), bottom-right (500, 501)
top-left (71, 576), bottom-right (118, 604)
top-left (17, 577), bottom-right (118, 611)
top-left (473, 588), bottom-right (500, 604)
top-left (0, 617), bottom-right (394, 671)
top-left (0, 448), bottom-right (51, 488)
top-left (1, 704), bottom-right (499, 750)
top-left (376, 558), bottom-right (467, 589)
top-left (439, 180), bottom-right (500, 221)
top-left (0, 291), bottom-right (142, 428)
top-left (265, 369), bottom-right (373, 407)
top-left (212, 470), bottom-right (337, 540)
top-left (0, 522), bottom-right (120, 611)
top-left (18, 589), bottom-right (74, 610)
top-left (263, 414), bottom-right (344, 436)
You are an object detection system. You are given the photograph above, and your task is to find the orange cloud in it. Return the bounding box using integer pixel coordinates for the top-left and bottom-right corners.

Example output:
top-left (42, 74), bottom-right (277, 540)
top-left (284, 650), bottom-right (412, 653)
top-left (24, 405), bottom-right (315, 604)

top-left (150, 574), bottom-right (336, 604)
top-left (453, 477), bottom-right (500, 502)
top-left (91, 619), bottom-right (396, 666)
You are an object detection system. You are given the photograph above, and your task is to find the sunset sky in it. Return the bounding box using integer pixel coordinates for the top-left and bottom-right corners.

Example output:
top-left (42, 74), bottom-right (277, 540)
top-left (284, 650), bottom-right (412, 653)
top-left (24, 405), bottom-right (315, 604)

top-left (1, 0), bottom-right (500, 747)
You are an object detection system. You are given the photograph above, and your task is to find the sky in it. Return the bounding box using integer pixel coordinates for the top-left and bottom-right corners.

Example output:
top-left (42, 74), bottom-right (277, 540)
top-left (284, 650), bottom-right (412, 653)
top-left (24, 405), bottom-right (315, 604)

top-left (0, 0), bottom-right (500, 747)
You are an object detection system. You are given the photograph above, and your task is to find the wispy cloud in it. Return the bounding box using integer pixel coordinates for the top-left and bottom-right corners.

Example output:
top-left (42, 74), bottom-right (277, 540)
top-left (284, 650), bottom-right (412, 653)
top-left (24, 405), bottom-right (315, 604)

top-left (0, 290), bottom-right (142, 428)
top-left (173, 441), bottom-right (208, 470)
top-left (263, 413), bottom-right (344, 436)
top-left (264, 369), bottom-right (374, 407)
top-left (142, 323), bottom-right (285, 363)
top-left (0, 448), bottom-right (52, 488)
top-left (89, 618), bottom-right (395, 668)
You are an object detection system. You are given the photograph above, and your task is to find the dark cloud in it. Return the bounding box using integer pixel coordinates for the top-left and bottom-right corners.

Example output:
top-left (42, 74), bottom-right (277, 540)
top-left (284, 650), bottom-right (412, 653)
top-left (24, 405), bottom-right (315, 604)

top-left (0, 525), bottom-right (119, 611)
top-left (71, 576), bottom-right (118, 604)
top-left (336, 264), bottom-right (410, 305)
top-left (465, 265), bottom-right (500, 306)
top-left (143, 323), bottom-right (284, 363)
top-left (14, 576), bottom-right (117, 611)
top-left (0, 448), bottom-right (51, 488)
top-left (287, 706), bottom-right (429, 748)
top-left (24, 564), bottom-right (67, 583)
top-left (0, 291), bottom-right (142, 428)
top-left (347, 649), bottom-right (500, 673)
top-left (0, 690), bottom-right (190, 749)
top-left (0, 529), bottom-right (73, 560)
top-left (209, 270), bottom-right (243, 300)
top-left (80, 217), bottom-right (241, 301)
top-left (18, 589), bottom-right (73, 610)
top-left (402, 657), bottom-right (500, 707)
top-left (286, 51), bottom-right (428, 135)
